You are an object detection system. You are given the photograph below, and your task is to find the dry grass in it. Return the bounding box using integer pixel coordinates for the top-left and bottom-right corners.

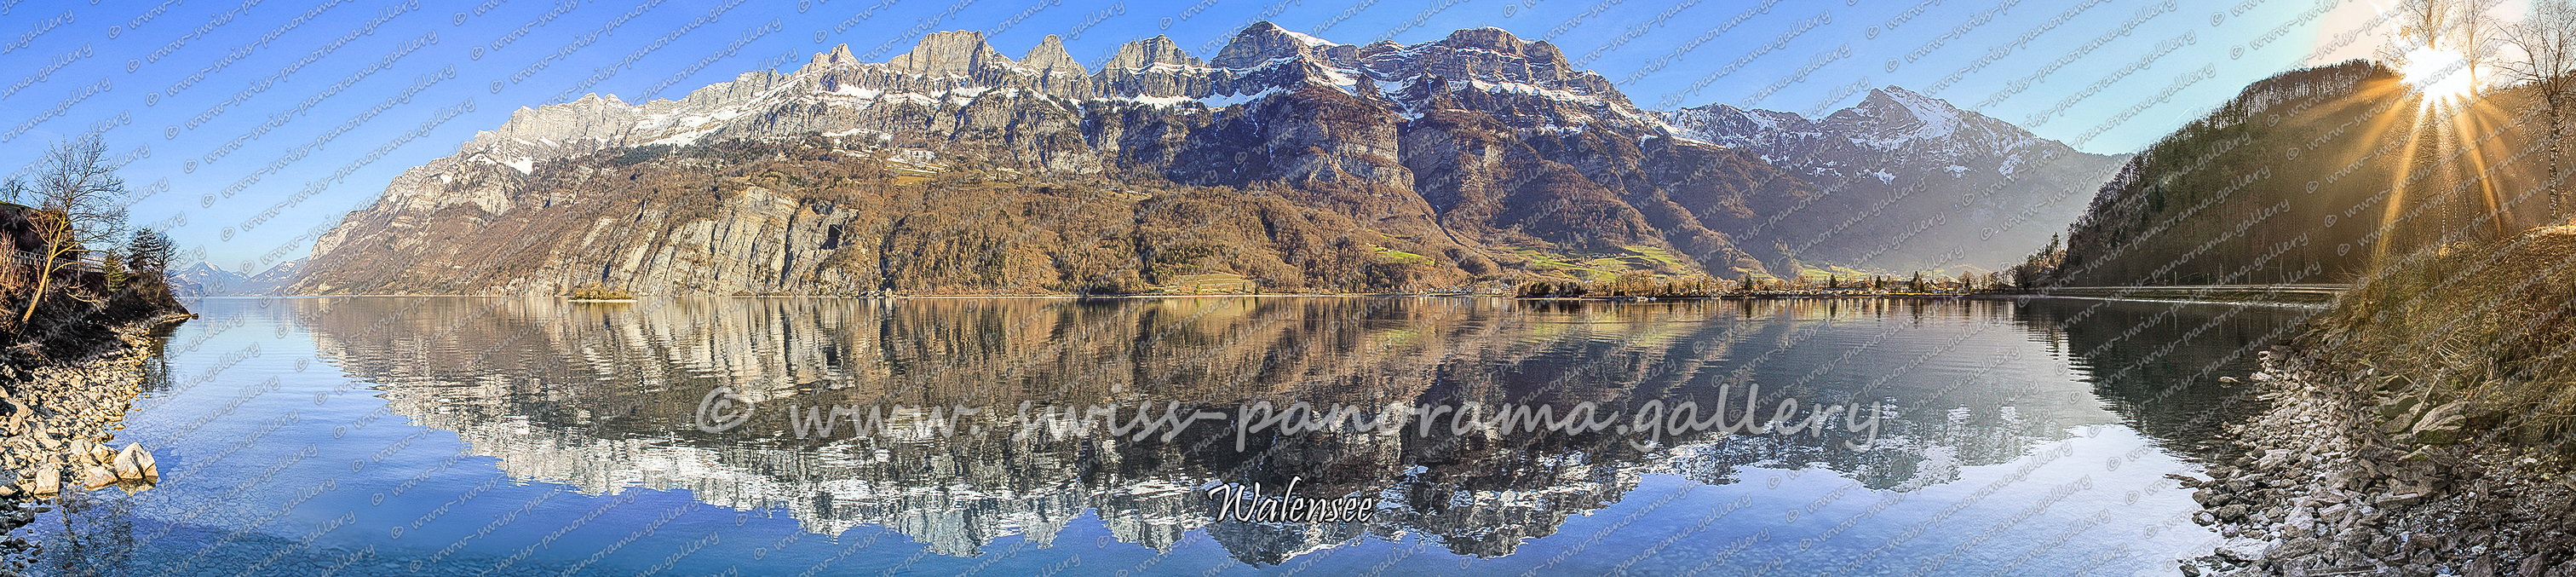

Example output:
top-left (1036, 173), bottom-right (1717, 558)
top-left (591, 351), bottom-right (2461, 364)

top-left (567, 285), bottom-right (635, 300)
top-left (2309, 226), bottom-right (2576, 449)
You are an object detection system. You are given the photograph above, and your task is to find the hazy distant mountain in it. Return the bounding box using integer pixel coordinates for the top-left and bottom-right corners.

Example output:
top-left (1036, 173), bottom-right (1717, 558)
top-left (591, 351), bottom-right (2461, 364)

top-left (1665, 87), bottom-right (2130, 274)
top-left (170, 263), bottom-right (243, 297)
top-left (172, 258), bottom-right (303, 297)
top-left (293, 23), bottom-right (2107, 296)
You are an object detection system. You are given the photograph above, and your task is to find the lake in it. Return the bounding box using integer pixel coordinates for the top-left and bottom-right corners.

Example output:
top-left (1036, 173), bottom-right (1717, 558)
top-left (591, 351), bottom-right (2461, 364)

top-left (26, 296), bottom-right (2314, 576)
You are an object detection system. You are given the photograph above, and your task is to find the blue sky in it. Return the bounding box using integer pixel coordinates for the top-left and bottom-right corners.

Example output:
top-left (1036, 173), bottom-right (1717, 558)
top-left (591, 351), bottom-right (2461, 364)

top-left (0, 0), bottom-right (2418, 272)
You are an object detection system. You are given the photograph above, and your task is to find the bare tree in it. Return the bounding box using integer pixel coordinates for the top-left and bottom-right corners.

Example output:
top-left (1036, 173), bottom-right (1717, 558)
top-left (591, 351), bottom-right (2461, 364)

top-left (2459, 0), bottom-right (2505, 93)
top-left (2501, 0), bottom-right (2576, 222)
top-left (2386, 0), bottom-right (2458, 62)
top-left (16, 139), bottom-right (129, 325)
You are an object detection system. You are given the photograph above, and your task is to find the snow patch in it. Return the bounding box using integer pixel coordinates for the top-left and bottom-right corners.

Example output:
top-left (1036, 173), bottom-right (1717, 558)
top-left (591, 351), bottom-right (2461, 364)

top-left (1279, 28), bottom-right (1336, 48)
top-left (1116, 95), bottom-right (1194, 107)
top-left (647, 127), bottom-right (719, 147)
top-left (1372, 77), bottom-right (1412, 96)
top-left (1452, 79), bottom-right (1608, 110)
top-left (1200, 87), bottom-right (1285, 108)
top-left (1879, 88), bottom-right (1961, 132)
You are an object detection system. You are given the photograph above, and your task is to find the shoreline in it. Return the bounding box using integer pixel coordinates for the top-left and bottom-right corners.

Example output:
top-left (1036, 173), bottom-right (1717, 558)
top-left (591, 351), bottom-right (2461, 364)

top-left (0, 312), bottom-right (185, 552)
top-left (2176, 349), bottom-right (2575, 576)
top-left (216, 292), bottom-right (1986, 300)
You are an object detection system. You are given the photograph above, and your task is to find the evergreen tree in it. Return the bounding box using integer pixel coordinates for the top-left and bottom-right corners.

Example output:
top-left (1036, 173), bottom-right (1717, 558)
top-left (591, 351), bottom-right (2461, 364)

top-left (128, 228), bottom-right (174, 274)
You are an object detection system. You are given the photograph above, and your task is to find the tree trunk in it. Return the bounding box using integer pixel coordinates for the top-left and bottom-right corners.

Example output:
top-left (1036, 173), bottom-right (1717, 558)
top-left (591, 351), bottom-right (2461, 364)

top-left (19, 253), bottom-right (54, 326)
top-left (2553, 86), bottom-right (2566, 225)
top-left (2445, 123), bottom-right (2460, 244)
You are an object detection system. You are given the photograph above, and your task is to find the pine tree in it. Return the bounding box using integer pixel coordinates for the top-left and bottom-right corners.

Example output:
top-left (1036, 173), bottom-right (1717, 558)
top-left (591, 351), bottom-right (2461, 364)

top-left (129, 228), bottom-right (174, 273)
top-left (102, 251), bottom-right (127, 292)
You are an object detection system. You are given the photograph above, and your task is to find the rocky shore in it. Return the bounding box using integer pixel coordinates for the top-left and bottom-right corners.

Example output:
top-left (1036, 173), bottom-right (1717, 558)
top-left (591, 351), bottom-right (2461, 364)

top-left (0, 313), bottom-right (182, 570)
top-left (2174, 347), bottom-right (2576, 576)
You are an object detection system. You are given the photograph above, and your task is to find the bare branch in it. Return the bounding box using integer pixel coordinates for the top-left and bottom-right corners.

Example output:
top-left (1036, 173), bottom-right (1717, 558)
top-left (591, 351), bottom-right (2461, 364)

top-left (14, 138), bottom-right (130, 325)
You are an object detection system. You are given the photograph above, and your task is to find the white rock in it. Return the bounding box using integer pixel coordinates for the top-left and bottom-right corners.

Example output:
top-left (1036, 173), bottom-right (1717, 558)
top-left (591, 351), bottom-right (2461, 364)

top-left (28, 464), bottom-right (57, 495)
top-left (112, 445), bottom-right (146, 481)
top-left (78, 466), bottom-right (115, 489)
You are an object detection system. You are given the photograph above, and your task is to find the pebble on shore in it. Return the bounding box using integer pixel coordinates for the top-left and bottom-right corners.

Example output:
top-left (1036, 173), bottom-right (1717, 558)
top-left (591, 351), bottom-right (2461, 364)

top-left (2177, 347), bottom-right (2576, 577)
top-left (0, 314), bottom-right (181, 557)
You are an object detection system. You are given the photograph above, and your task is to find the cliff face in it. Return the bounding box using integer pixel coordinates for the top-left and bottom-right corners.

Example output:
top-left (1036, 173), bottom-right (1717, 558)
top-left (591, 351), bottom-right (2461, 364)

top-left (295, 24), bottom-right (2102, 296)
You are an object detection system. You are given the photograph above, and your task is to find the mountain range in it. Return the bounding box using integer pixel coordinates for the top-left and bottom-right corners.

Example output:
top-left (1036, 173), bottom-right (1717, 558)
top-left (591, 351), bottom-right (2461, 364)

top-left (170, 259), bottom-right (303, 297)
top-left (289, 23), bottom-right (2125, 296)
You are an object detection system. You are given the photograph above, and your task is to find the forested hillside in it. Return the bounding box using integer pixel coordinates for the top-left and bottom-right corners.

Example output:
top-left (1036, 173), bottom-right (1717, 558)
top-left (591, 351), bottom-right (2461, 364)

top-left (2052, 61), bottom-right (2554, 286)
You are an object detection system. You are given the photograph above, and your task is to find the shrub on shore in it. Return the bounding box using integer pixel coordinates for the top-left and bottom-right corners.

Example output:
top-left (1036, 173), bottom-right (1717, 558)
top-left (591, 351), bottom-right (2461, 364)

top-left (568, 285), bottom-right (635, 300)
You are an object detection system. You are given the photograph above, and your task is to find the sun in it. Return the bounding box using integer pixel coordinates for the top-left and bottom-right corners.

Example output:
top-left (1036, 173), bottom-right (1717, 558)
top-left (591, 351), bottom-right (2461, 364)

top-left (2400, 46), bottom-right (2476, 103)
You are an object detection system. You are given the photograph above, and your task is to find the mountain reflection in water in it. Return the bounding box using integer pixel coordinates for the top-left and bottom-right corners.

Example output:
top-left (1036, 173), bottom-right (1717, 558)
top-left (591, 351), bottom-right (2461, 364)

top-left (275, 296), bottom-right (2303, 568)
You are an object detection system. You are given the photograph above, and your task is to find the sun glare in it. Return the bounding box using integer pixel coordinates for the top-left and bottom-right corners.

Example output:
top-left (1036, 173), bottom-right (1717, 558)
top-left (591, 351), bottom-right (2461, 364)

top-left (2401, 47), bottom-right (2476, 103)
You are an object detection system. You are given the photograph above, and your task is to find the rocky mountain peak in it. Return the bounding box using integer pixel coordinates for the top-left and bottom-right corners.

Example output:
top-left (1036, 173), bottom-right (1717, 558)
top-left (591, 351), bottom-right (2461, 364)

top-left (888, 31), bottom-right (1015, 76)
top-left (1021, 35), bottom-right (1084, 75)
top-left (808, 43), bottom-right (860, 70)
top-left (1830, 86), bottom-right (1969, 143)
top-left (1433, 27), bottom-right (1529, 56)
top-left (1663, 86), bottom-right (2125, 273)
top-left (1104, 35), bottom-right (1202, 71)
top-left (485, 94), bottom-right (640, 148)
top-left (1210, 21), bottom-right (1354, 69)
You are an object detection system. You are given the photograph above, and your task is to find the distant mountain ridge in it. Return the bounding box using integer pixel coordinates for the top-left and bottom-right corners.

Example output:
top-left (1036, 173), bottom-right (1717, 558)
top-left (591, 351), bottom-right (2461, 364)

top-left (1665, 87), bottom-right (2129, 274)
top-left (172, 259), bottom-right (302, 297)
top-left (293, 23), bottom-right (2118, 296)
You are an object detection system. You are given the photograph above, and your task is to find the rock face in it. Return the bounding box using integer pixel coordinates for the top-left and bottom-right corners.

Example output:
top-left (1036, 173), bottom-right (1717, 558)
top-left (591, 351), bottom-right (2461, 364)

top-left (295, 23), bottom-right (2109, 296)
top-left (1665, 86), bottom-right (2129, 274)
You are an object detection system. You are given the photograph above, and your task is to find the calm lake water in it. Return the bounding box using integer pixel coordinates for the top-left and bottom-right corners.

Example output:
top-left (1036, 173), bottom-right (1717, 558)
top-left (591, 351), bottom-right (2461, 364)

top-left (26, 296), bottom-right (2314, 576)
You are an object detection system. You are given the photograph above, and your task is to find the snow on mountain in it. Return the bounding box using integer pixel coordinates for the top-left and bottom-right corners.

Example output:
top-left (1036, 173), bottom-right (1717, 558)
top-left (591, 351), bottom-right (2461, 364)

top-left (1665, 86), bottom-right (2130, 273)
top-left (445, 24), bottom-right (1663, 174)
top-left (298, 20), bottom-right (2125, 296)
top-left (170, 258), bottom-right (303, 297)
